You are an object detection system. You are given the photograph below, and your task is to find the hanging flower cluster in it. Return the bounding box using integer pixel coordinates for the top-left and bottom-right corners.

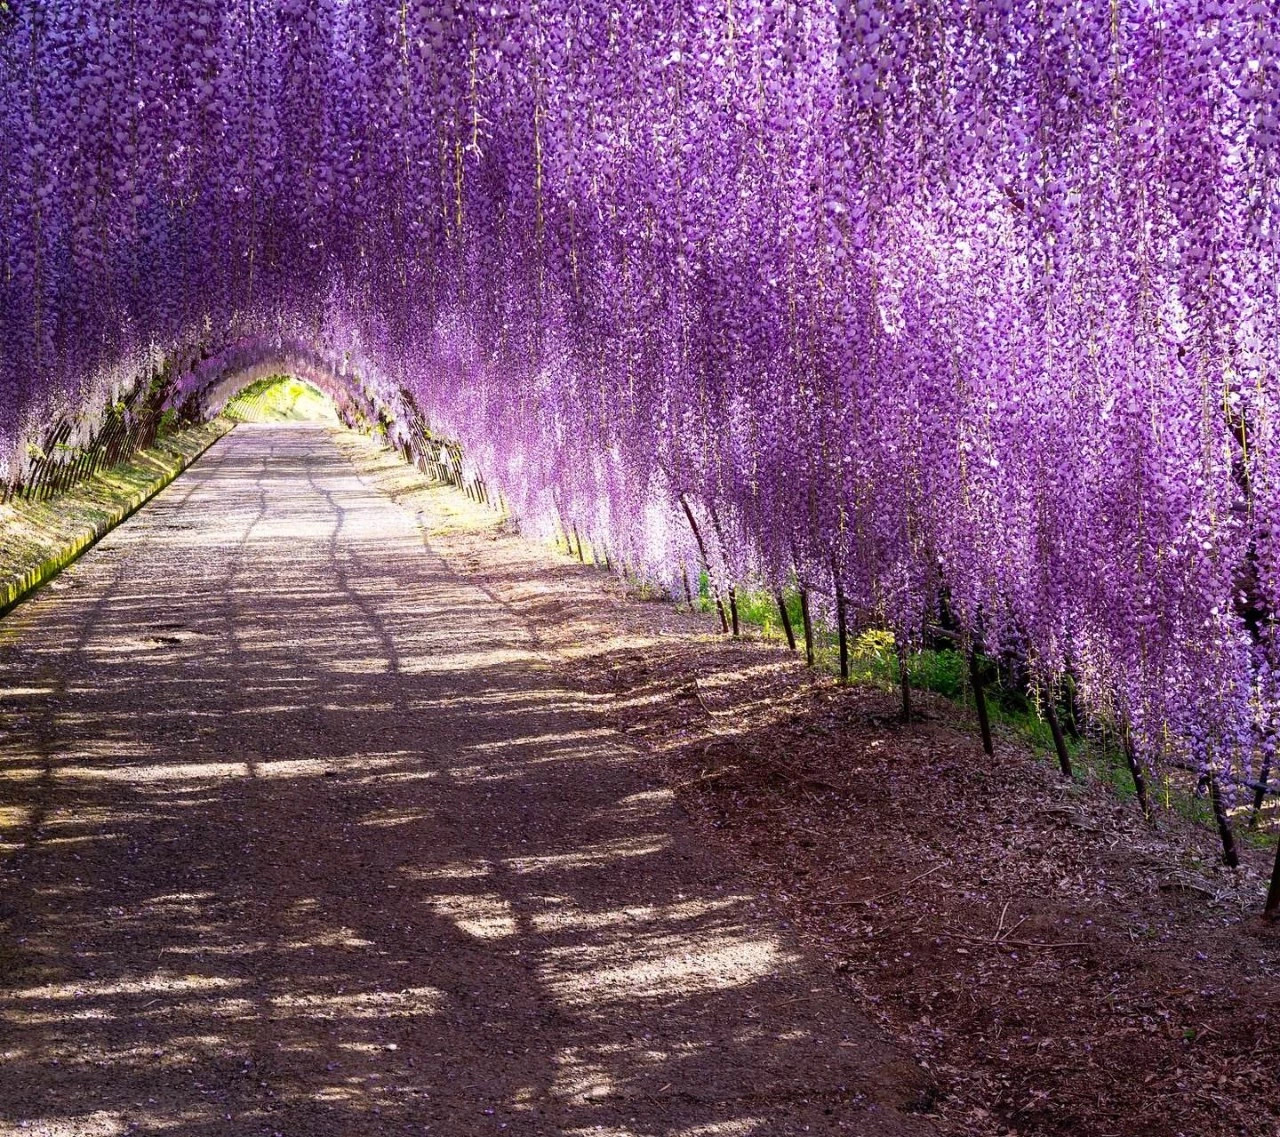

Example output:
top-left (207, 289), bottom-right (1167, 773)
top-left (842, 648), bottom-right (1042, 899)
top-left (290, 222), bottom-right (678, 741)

top-left (2, 0), bottom-right (1278, 790)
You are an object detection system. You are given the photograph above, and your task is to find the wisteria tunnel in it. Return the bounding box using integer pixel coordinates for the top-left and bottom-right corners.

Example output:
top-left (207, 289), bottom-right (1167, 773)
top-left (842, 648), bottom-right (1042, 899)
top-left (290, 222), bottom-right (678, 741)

top-left (1, 3), bottom-right (1279, 1135)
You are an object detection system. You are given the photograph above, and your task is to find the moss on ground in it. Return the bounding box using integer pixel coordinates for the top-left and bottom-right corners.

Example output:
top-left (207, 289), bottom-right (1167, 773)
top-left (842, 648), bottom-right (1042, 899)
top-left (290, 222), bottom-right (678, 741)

top-left (0, 420), bottom-right (232, 615)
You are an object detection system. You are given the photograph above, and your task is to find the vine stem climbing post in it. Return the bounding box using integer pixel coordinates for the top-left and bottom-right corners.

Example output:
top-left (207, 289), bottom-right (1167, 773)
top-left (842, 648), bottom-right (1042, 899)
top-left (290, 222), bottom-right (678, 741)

top-left (1207, 773), bottom-right (1240, 868)
top-left (897, 638), bottom-right (911, 723)
top-left (707, 503), bottom-right (739, 636)
top-left (1122, 730), bottom-right (1152, 819)
top-left (832, 561), bottom-right (849, 680)
top-left (1249, 751), bottom-right (1271, 829)
top-left (1267, 835), bottom-right (1280, 918)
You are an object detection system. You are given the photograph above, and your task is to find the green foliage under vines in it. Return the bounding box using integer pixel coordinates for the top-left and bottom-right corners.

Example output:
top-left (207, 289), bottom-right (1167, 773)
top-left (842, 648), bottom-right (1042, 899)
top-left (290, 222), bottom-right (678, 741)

top-left (224, 377), bottom-right (338, 424)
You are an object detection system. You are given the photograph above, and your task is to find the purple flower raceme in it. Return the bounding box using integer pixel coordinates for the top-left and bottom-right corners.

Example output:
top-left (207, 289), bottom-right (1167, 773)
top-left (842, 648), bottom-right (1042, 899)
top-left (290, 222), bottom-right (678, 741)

top-left (0, 0), bottom-right (1277, 799)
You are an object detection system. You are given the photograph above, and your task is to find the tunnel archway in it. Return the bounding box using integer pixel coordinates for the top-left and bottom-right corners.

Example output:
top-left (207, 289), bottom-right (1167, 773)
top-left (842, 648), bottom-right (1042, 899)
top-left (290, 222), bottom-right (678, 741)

top-left (1, 333), bottom-right (494, 515)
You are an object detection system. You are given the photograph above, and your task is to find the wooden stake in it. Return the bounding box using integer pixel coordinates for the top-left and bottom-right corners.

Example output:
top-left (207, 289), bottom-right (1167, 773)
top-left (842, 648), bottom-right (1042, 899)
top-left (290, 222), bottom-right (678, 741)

top-left (969, 649), bottom-right (993, 756)
top-left (799, 587), bottom-right (815, 667)
top-left (1207, 773), bottom-right (1240, 868)
top-left (833, 565), bottom-right (849, 681)
top-left (1045, 701), bottom-right (1073, 778)
top-left (776, 592), bottom-right (797, 651)
top-left (1122, 730), bottom-right (1152, 819)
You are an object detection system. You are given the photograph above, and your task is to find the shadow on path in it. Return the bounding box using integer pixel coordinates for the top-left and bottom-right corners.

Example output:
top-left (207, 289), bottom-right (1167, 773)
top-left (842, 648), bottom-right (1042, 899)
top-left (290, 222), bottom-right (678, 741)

top-left (0, 424), bottom-right (934, 1136)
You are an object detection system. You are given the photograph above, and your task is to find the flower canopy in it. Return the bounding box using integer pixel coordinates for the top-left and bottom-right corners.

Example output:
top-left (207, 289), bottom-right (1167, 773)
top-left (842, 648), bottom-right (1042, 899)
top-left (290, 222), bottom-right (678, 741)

top-left (2, 1), bottom-right (1278, 785)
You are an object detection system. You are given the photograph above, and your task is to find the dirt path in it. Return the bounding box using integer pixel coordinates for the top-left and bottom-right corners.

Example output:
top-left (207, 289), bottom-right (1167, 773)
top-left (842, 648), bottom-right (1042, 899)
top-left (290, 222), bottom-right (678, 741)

top-left (0, 424), bottom-right (934, 1137)
top-left (327, 433), bottom-right (1280, 1137)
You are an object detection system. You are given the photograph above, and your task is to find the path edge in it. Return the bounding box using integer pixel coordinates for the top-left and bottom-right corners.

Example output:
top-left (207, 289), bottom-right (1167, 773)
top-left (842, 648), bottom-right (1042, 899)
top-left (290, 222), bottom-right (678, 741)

top-left (0, 422), bottom-right (236, 618)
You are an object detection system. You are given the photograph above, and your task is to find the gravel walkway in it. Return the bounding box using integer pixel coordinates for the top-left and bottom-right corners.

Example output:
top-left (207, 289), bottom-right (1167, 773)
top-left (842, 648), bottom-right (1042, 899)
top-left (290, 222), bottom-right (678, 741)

top-left (0, 424), bottom-right (934, 1137)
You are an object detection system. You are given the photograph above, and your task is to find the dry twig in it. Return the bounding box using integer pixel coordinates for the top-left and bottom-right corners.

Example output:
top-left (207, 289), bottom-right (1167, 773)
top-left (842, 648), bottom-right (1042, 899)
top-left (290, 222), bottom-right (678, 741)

top-left (828, 863), bottom-right (942, 907)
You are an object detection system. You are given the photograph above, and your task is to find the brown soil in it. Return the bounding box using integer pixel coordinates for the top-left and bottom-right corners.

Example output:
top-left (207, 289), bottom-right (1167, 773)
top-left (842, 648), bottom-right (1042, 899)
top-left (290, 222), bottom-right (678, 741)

top-left (0, 424), bottom-right (938, 1137)
top-left (383, 443), bottom-right (1280, 1137)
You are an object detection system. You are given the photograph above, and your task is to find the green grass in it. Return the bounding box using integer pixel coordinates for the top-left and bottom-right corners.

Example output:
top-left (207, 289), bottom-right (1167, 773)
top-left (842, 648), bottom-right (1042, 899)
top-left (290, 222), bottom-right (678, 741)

top-left (224, 376), bottom-right (337, 423)
top-left (0, 420), bottom-right (231, 615)
top-left (690, 582), bottom-right (1276, 848)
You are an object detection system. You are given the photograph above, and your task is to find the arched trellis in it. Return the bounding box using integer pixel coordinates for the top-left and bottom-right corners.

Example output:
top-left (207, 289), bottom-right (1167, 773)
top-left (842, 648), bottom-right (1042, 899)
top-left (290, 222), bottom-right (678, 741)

top-left (0, 334), bottom-right (493, 511)
top-left (2, 0), bottom-right (1279, 911)
top-left (5, 328), bottom-right (1280, 911)
top-left (178, 337), bottom-right (497, 506)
